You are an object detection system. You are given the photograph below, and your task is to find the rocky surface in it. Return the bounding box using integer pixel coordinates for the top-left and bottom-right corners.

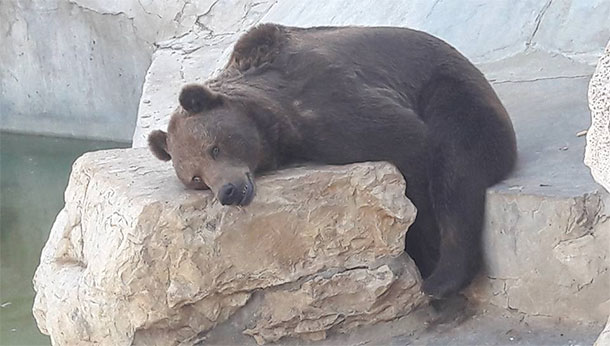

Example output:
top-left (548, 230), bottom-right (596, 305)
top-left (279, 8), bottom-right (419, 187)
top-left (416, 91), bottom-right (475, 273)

top-left (132, 0), bottom-right (610, 147)
top-left (132, 0), bottom-right (278, 145)
top-left (243, 261), bottom-right (421, 345)
top-left (201, 298), bottom-right (604, 346)
top-left (465, 70), bottom-right (610, 323)
top-left (128, 0), bottom-right (610, 325)
top-left (585, 40), bottom-right (610, 192)
top-left (0, 0), bottom-right (220, 141)
top-left (2, 0), bottom-right (608, 141)
top-left (32, 148), bottom-right (425, 346)
top-left (472, 189), bottom-right (610, 321)
top-left (596, 316), bottom-right (610, 346)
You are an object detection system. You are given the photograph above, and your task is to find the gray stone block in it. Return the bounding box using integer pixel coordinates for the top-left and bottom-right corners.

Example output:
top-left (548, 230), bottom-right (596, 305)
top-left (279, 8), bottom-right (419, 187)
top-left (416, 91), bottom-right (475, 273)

top-left (469, 56), bottom-right (610, 323)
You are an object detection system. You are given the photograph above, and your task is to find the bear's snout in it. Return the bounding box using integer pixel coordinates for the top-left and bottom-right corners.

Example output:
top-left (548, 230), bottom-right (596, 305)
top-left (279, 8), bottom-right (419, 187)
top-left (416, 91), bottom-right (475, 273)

top-left (218, 183), bottom-right (238, 205)
top-left (217, 173), bottom-right (255, 206)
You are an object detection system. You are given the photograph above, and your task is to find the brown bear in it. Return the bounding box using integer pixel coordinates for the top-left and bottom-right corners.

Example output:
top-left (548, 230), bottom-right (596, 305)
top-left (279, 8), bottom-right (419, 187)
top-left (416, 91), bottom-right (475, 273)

top-left (148, 24), bottom-right (517, 298)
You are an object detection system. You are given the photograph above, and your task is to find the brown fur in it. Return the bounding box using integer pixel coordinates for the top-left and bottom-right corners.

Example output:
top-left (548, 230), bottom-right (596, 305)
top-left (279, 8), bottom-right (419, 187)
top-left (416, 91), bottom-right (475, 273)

top-left (228, 23), bottom-right (286, 72)
top-left (149, 24), bottom-right (517, 298)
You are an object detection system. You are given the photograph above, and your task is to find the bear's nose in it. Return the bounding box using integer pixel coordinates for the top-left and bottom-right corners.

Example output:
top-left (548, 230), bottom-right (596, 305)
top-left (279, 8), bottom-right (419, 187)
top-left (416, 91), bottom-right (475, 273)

top-left (218, 183), bottom-right (238, 205)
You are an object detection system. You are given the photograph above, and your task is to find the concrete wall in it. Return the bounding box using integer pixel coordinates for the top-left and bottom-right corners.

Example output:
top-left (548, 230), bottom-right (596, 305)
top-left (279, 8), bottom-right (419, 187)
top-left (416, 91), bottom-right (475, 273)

top-left (0, 0), bottom-right (217, 141)
top-left (1, 0), bottom-right (609, 142)
top-left (1, 1), bottom-right (145, 141)
top-left (132, 0), bottom-right (610, 147)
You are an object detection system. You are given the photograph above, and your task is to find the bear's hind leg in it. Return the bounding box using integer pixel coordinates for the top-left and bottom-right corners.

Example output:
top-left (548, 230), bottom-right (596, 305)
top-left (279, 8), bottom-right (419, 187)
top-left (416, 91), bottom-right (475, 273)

top-left (421, 150), bottom-right (487, 298)
top-left (405, 197), bottom-right (440, 279)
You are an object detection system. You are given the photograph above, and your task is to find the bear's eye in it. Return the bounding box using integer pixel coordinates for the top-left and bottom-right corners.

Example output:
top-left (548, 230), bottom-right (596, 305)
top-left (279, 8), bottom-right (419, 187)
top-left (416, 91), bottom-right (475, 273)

top-left (211, 146), bottom-right (220, 159)
top-left (192, 176), bottom-right (202, 183)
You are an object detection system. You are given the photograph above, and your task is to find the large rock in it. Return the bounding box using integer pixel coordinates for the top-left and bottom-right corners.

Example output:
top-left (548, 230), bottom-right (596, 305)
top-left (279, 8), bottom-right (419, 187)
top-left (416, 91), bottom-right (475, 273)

top-left (585, 41), bottom-right (610, 192)
top-left (32, 148), bottom-right (425, 346)
top-left (466, 74), bottom-right (610, 323)
top-left (472, 187), bottom-right (610, 322)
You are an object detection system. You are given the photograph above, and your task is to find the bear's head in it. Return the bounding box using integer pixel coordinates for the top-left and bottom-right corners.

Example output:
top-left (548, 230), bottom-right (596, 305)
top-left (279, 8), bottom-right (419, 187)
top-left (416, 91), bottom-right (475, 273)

top-left (148, 84), bottom-right (267, 206)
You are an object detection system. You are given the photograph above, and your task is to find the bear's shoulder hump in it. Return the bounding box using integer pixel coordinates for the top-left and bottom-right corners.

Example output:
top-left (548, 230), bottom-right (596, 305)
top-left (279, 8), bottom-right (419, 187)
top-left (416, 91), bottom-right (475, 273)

top-left (229, 23), bottom-right (288, 72)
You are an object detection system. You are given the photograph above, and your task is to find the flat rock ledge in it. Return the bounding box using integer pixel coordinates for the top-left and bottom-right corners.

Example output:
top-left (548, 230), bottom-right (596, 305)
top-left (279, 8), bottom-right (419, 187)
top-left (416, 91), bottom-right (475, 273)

top-left (32, 148), bottom-right (425, 346)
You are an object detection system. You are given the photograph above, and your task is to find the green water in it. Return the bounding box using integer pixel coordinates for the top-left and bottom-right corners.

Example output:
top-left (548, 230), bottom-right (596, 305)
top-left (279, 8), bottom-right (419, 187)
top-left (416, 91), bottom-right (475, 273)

top-left (0, 132), bottom-right (129, 346)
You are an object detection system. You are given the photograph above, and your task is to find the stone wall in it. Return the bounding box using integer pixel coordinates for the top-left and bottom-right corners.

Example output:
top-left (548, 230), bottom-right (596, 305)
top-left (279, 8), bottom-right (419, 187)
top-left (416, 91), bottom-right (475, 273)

top-left (132, 0), bottom-right (610, 146)
top-left (32, 149), bottom-right (425, 345)
top-left (1, 0), bottom-right (608, 141)
top-left (0, 0), bottom-right (218, 141)
top-left (585, 41), bottom-right (610, 192)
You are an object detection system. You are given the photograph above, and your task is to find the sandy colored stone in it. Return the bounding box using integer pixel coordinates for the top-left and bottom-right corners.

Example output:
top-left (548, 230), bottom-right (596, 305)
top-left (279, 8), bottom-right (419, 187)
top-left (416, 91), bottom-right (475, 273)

top-left (244, 259), bottom-right (424, 345)
top-left (32, 148), bottom-right (423, 346)
top-left (585, 40), bottom-right (610, 192)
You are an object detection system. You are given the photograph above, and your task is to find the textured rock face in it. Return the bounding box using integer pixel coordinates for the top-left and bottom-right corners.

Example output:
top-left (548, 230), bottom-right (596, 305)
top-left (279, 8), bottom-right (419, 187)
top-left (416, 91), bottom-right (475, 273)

top-left (585, 41), bottom-right (610, 192)
top-left (0, 0), bottom-right (219, 141)
top-left (132, 0), bottom-right (610, 147)
top-left (470, 190), bottom-right (610, 322)
top-left (244, 261), bottom-right (421, 344)
top-left (463, 62), bottom-right (610, 323)
top-left (32, 148), bottom-right (425, 346)
top-left (595, 316), bottom-right (610, 346)
top-left (2, 0), bottom-right (608, 141)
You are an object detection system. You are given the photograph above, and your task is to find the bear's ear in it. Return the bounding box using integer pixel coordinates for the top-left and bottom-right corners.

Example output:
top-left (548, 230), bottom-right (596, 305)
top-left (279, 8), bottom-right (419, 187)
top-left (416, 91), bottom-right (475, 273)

top-left (148, 130), bottom-right (171, 161)
top-left (179, 84), bottom-right (223, 114)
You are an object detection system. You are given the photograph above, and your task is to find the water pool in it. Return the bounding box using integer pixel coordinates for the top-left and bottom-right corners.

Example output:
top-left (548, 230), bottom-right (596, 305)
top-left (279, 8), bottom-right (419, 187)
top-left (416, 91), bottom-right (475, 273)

top-left (0, 132), bottom-right (129, 345)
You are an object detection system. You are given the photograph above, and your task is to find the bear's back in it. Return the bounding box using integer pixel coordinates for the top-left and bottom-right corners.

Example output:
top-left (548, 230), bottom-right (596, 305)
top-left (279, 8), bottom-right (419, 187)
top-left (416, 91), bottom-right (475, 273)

top-left (217, 24), bottom-right (487, 109)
